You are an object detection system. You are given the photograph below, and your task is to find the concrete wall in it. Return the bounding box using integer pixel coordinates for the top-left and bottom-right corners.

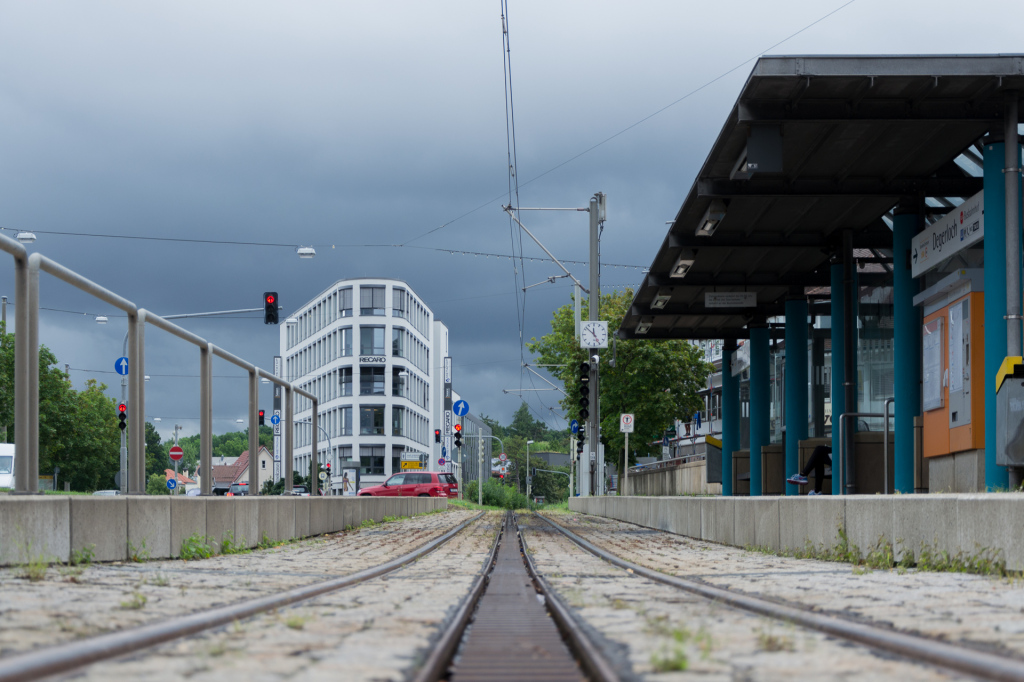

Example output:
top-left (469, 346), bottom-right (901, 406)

top-left (0, 496), bottom-right (447, 566)
top-left (569, 494), bottom-right (1024, 571)
top-left (625, 460), bottom-right (722, 496)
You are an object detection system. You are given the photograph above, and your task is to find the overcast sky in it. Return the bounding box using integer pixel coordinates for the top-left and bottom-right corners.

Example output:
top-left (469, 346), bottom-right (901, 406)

top-left (1, 0), bottom-right (1021, 441)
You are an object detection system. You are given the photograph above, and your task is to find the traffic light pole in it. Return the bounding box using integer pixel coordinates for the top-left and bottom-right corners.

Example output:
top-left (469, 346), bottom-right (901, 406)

top-left (587, 193), bottom-right (603, 496)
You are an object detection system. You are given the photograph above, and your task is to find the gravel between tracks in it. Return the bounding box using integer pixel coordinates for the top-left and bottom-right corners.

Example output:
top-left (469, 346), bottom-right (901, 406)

top-left (0, 508), bottom-right (477, 659)
top-left (57, 511), bottom-right (503, 681)
top-left (542, 510), bottom-right (1024, 661)
top-left (522, 513), bottom-right (961, 681)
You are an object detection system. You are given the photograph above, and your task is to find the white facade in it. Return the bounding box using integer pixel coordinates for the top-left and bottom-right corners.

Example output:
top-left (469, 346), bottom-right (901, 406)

top-left (283, 278), bottom-right (434, 491)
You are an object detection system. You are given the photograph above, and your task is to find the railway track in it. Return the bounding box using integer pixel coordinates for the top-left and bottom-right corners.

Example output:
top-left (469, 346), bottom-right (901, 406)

top-left (0, 512), bottom-right (486, 682)
top-left (535, 511), bottom-right (1024, 682)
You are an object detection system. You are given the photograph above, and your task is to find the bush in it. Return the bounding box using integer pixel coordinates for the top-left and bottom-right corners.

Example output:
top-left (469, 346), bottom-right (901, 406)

top-left (464, 479), bottom-right (530, 509)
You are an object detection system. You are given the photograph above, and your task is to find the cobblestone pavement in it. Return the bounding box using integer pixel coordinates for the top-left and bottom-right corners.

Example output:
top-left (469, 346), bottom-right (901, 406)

top-left (521, 513), bottom-right (962, 681)
top-left (0, 508), bottom-right (477, 659)
top-left (541, 510), bottom-right (1024, 661)
top-left (59, 511), bottom-right (503, 681)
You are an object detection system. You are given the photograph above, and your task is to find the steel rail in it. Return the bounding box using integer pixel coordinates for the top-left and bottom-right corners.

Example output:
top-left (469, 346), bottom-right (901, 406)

top-left (0, 512), bottom-right (484, 682)
top-left (539, 514), bottom-right (1024, 682)
top-left (517, 513), bottom-right (621, 682)
top-left (410, 512), bottom-right (505, 682)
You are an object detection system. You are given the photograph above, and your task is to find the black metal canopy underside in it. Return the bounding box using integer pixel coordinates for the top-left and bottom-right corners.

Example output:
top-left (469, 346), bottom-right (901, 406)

top-left (620, 54), bottom-right (1024, 340)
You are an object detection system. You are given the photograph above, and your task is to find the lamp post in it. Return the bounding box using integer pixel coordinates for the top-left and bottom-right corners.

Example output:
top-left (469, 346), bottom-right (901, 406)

top-left (526, 440), bottom-right (534, 500)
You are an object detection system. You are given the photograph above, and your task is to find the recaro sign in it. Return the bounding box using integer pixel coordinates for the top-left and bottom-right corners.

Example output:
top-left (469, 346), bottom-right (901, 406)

top-left (911, 190), bottom-right (984, 278)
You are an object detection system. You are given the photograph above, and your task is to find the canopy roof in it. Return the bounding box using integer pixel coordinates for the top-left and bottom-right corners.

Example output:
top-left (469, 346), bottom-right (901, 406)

top-left (620, 54), bottom-right (1024, 340)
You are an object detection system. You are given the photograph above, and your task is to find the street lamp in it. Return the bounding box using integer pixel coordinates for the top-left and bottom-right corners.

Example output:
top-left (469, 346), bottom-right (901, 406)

top-left (296, 246), bottom-right (316, 259)
top-left (15, 231), bottom-right (37, 244)
top-left (527, 440), bottom-right (534, 500)
top-left (95, 316), bottom-right (108, 324)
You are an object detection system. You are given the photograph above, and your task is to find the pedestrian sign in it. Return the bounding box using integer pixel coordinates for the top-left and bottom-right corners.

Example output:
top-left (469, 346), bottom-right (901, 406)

top-left (114, 357), bottom-right (129, 375)
top-left (166, 478), bottom-right (177, 491)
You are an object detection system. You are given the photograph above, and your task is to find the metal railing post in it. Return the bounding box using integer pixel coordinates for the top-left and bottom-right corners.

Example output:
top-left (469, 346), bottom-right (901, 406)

top-left (25, 254), bottom-right (41, 493)
top-left (284, 386), bottom-right (294, 494)
top-left (200, 343), bottom-right (213, 495)
top-left (311, 400), bottom-right (319, 496)
top-left (131, 311), bottom-right (147, 493)
top-left (883, 398), bottom-right (894, 495)
top-left (249, 368), bottom-right (259, 496)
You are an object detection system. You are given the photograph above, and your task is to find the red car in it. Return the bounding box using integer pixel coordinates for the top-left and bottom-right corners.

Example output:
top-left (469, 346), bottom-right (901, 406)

top-left (358, 472), bottom-right (458, 497)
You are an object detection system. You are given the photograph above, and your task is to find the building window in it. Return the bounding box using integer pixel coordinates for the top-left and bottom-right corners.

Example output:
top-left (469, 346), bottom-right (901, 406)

top-left (339, 367), bottom-right (352, 396)
top-left (360, 444), bottom-right (385, 475)
top-left (393, 288), bottom-right (406, 318)
top-left (261, 459), bottom-right (266, 470)
top-left (392, 406), bottom-right (404, 436)
top-left (393, 367), bottom-right (406, 398)
top-left (360, 406), bottom-right (385, 435)
top-left (340, 328), bottom-right (352, 356)
top-left (392, 328), bottom-right (405, 357)
top-left (360, 286), bottom-right (386, 316)
top-left (339, 288), bottom-right (353, 317)
top-left (360, 367), bottom-right (386, 396)
top-left (360, 326), bottom-right (385, 355)
top-left (340, 407), bottom-right (352, 436)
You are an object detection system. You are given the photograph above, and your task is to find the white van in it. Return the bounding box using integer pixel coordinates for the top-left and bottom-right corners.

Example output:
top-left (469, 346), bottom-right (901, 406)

top-left (0, 444), bottom-right (14, 489)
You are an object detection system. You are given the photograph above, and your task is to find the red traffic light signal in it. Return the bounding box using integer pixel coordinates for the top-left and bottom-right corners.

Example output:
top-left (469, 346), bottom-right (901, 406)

top-left (434, 429), bottom-right (441, 443)
top-left (258, 409), bottom-right (265, 426)
top-left (264, 291), bottom-right (279, 325)
top-left (265, 294), bottom-right (275, 305)
top-left (117, 403), bottom-right (127, 431)
top-left (118, 403), bottom-right (127, 413)
top-left (453, 423), bottom-right (462, 432)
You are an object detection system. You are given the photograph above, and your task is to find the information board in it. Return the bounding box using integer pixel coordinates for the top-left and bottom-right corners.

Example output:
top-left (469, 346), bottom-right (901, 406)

top-left (923, 318), bottom-right (944, 411)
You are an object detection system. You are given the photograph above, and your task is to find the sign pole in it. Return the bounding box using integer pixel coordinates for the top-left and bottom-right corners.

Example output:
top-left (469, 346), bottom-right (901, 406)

top-left (623, 431), bottom-right (628, 496)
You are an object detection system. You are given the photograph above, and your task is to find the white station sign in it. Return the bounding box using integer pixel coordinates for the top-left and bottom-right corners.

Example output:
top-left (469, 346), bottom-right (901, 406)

top-left (911, 190), bottom-right (984, 278)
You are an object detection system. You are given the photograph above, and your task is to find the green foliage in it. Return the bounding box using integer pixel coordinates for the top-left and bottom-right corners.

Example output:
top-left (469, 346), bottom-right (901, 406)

top-left (120, 591), bottom-right (148, 610)
top-left (128, 539), bottom-right (149, 562)
top-left (70, 545), bottom-right (95, 566)
top-left (526, 289), bottom-right (713, 469)
top-left (465, 479), bottom-right (530, 509)
top-left (144, 421), bottom-right (164, 478)
top-left (257, 533), bottom-right (284, 549)
top-left (172, 426), bottom-right (274, 474)
top-left (261, 478), bottom-right (285, 495)
top-left (18, 541), bottom-right (50, 582)
top-left (180, 533), bottom-right (214, 561)
top-left (146, 472), bottom-right (171, 496)
top-left (220, 531), bottom-right (248, 555)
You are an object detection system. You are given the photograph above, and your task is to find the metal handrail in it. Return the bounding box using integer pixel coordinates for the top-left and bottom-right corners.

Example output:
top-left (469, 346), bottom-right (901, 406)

top-left (837, 410), bottom-right (893, 495)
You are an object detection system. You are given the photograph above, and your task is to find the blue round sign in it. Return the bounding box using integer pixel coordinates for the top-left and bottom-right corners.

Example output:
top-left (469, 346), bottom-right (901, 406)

top-left (166, 478), bottom-right (177, 491)
top-left (270, 414), bottom-right (281, 425)
top-left (570, 419), bottom-right (579, 434)
top-left (453, 400), bottom-right (469, 417)
top-left (114, 357), bottom-right (129, 376)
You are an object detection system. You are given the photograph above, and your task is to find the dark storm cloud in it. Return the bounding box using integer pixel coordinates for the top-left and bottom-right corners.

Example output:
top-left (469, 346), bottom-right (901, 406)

top-left (1, 0), bottom-right (1019, 440)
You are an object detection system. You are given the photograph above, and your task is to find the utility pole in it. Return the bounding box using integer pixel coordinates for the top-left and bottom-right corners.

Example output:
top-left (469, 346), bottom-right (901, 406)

top-left (588, 193), bottom-right (605, 496)
top-left (173, 424), bottom-right (182, 495)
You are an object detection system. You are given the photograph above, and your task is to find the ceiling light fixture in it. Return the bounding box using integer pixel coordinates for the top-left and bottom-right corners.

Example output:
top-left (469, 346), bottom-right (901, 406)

top-left (695, 199), bottom-right (727, 237)
top-left (670, 250), bottom-right (696, 278)
top-left (650, 288), bottom-right (673, 309)
top-left (635, 318), bottom-right (653, 335)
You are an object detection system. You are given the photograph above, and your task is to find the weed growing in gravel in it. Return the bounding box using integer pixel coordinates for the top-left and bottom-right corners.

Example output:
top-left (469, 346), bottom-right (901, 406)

top-left (70, 545), bottom-right (95, 566)
top-left (18, 542), bottom-right (50, 582)
top-left (120, 591), bottom-right (147, 610)
top-left (128, 539), bottom-right (150, 562)
top-left (650, 627), bottom-right (690, 672)
top-left (755, 624), bottom-right (794, 652)
top-left (360, 519), bottom-right (377, 528)
top-left (285, 615), bottom-right (308, 630)
top-left (257, 533), bottom-right (284, 550)
top-left (220, 531), bottom-right (249, 555)
top-left (58, 565), bottom-right (84, 582)
top-left (152, 574), bottom-right (170, 587)
top-left (180, 533), bottom-right (214, 561)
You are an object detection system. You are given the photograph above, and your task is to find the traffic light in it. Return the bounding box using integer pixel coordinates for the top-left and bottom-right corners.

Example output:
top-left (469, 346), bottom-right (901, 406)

top-left (434, 429), bottom-right (441, 443)
top-left (453, 423), bottom-right (463, 448)
top-left (118, 403), bottom-right (127, 431)
top-left (578, 362), bottom-right (591, 420)
top-left (531, 467), bottom-right (537, 477)
top-left (258, 409), bottom-right (265, 426)
top-left (325, 462), bottom-right (331, 477)
top-left (264, 292), bottom-right (279, 325)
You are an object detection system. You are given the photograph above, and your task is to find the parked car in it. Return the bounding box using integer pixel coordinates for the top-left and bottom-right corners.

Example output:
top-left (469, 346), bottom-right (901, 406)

top-left (228, 482), bottom-right (249, 496)
top-left (358, 472), bottom-right (456, 497)
top-left (291, 485), bottom-right (310, 496)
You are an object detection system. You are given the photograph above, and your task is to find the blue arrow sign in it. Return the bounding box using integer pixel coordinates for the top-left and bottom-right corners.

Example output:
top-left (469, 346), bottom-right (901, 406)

top-left (570, 419), bottom-right (579, 434)
top-left (166, 478), bottom-right (177, 491)
top-left (442, 446), bottom-right (447, 458)
top-left (453, 400), bottom-right (469, 417)
top-left (114, 357), bottom-right (129, 376)
top-left (270, 415), bottom-right (281, 425)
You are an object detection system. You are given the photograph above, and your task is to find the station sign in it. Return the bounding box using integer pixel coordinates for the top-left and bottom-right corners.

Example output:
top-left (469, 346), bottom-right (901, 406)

top-left (912, 190), bottom-right (984, 278)
top-left (705, 292), bottom-right (756, 308)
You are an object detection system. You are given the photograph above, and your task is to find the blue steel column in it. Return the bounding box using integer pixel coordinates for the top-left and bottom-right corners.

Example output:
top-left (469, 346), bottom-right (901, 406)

top-left (984, 139), bottom-right (1013, 490)
top-left (721, 339), bottom-right (739, 496)
top-left (893, 208), bottom-right (921, 493)
top-left (749, 324), bottom-right (770, 496)
top-left (830, 262), bottom-right (846, 495)
top-left (784, 298), bottom-right (808, 494)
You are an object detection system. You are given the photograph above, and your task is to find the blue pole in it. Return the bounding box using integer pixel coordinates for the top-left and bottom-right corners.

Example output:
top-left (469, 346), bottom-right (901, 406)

top-left (892, 210), bottom-right (920, 493)
top-left (784, 298), bottom-right (808, 494)
top-left (749, 325), bottom-right (770, 496)
top-left (984, 140), bottom-right (1012, 490)
top-left (830, 263), bottom-right (846, 495)
top-left (721, 341), bottom-right (739, 496)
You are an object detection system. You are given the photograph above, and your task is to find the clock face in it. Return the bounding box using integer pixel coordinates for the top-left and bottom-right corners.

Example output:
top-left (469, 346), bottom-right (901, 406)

top-left (580, 321), bottom-right (609, 348)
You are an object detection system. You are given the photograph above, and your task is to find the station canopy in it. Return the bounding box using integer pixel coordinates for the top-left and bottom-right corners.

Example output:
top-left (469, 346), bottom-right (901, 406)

top-left (621, 54), bottom-right (1024, 340)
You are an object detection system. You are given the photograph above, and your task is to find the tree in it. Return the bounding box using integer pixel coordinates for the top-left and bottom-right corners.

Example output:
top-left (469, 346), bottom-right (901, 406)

top-left (66, 379), bottom-right (121, 491)
top-left (527, 289), bottom-right (713, 472)
top-left (144, 422), bottom-right (164, 478)
top-left (146, 472), bottom-right (171, 495)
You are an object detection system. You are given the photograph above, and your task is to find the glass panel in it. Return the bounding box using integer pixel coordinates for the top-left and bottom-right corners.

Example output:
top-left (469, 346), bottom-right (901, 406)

top-left (360, 286), bottom-right (385, 315)
top-left (392, 367), bottom-right (406, 397)
top-left (360, 327), bottom-right (385, 355)
top-left (360, 367), bottom-right (385, 396)
top-left (392, 328), bottom-right (404, 357)
top-left (340, 368), bottom-right (352, 396)
top-left (340, 328), bottom-right (352, 356)
top-left (0, 455), bottom-right (11, 474)
top-left (393, 406), bottom-right (404, 436)
top-left (340, 407), bottom-right (352, 436)
top-left (360, 406), bottom-right (385, 435)
top-left (393, 288), bottom-right (406, 317)
top-left (339, 288), bottom-right (353, 317)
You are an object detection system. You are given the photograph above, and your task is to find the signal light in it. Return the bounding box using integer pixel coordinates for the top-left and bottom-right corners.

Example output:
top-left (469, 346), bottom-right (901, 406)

top-left (578, 362), bottom-right (591, 421)
top-left (325, 462), bottom-right (331, 476)
top-left (454, 422), bottom-right (463, 448)
top-left (118, 403), bottom-right (127, 431)
top-left (258, 409), bottom-right (265, 426)
top-left (264, 292), bottom-right (279, 325)
top-left (434, 429), bottom-right (441, 443)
